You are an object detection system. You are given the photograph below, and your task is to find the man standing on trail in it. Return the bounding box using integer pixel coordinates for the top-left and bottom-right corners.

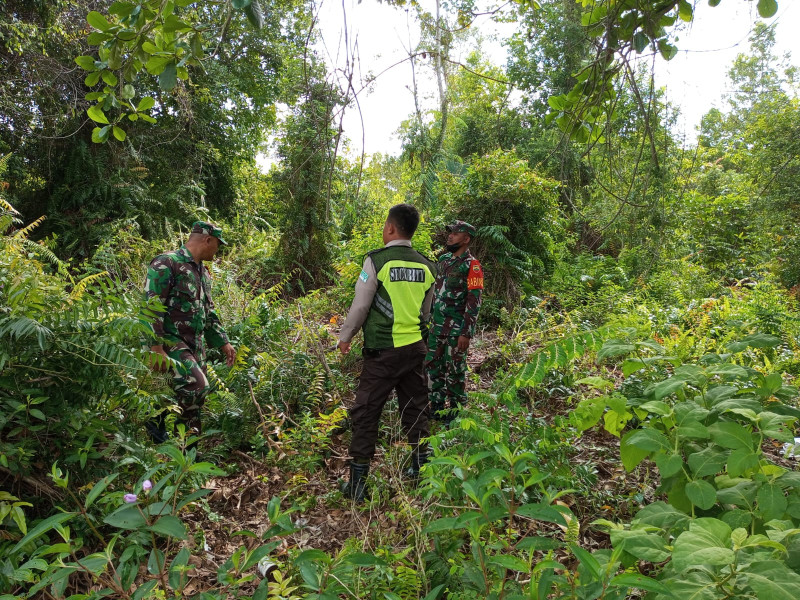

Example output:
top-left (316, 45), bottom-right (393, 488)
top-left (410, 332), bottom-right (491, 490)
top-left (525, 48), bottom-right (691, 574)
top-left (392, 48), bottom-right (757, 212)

top-left (143, 221), bottom-right (237, 443)
top-left (426, 220), bottom-right (483, 425)
top-left (337, 204), bottom-right (436, 501)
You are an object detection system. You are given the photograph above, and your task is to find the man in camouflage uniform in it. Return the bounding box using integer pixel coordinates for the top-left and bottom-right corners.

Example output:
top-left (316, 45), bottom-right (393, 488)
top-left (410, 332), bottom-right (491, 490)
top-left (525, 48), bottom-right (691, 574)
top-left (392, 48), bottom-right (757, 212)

top-left (426, 220), bottom-right (483, 424)
top-left (144, 221), bottom-right (237, 442)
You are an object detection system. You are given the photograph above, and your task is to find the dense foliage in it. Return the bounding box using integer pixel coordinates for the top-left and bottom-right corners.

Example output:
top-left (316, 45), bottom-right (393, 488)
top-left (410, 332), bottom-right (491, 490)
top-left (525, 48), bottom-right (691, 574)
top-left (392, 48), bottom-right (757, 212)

top-left (2, 0), bottom-right (800, 599)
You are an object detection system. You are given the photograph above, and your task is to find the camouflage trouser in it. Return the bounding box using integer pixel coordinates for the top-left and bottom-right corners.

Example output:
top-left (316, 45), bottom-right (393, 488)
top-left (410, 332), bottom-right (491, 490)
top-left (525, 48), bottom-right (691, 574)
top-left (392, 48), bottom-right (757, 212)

top-left (166, 347), bottom-right (210, 433)
top-left (425, 335), bottom-right (467, 416)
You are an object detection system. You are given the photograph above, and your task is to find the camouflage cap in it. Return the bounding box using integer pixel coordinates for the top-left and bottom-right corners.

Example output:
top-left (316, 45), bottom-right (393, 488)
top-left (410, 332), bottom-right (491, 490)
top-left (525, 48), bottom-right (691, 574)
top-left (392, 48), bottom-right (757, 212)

top-left (191, 221), bottom-right (227, 245)
top-left (445, 220), bottom-right (476, 237)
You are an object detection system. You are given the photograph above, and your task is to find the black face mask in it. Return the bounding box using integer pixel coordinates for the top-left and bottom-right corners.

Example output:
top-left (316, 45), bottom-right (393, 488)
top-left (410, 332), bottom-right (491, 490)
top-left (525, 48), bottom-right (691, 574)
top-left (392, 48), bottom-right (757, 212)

top-left (446, 243), bottom-right (461, 252)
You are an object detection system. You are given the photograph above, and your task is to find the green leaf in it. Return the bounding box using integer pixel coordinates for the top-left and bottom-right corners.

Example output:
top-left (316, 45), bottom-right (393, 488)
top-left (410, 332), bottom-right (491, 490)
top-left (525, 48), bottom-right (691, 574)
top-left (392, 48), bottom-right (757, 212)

top-left (632, 32), bottom-right (649, 54)
top-left (597, 340), bottom-right (634, 362)
top-left (87, 31), bottom-right (111, 45)
top-left (672, 518), bottom-right (734, 571)
top-left (85, 473), bottom-right (119, 509)
top-left (758, 483), bottom-right (788, 521)
top-left (158, 62), bottom-right (178, 91)
top-left (759, 412), bottom-right (795, 442)
top-left (91, 126), bottom-right (109, 143)
top-left (188, 462), bottom-right (226, 476)
top-left (745, 560), bottom-right (800, 599)
top-left (243, 0), bottom-right (265, 29)
top-left (610, 530), bottom-right (670, 562)
top-left (756, 0), bottom-right (778, 19)
top-left (85, 71), bottom-right (102, 87)
top-left (688, 447), bottom-right (727, 477)
top-left (516, 503), bottom-right (568, 525)
top-left (29, 408), bottom-right (46, 421)
top-left (603, 407), bottom-right (631, 438)
top-left (243, 543), bottom-right (278, 571)
top-left (137, 97), bottom-right (156, 112)
top-left (101, 70), bottom-right (118, 86)
top-left (620, 429), bottom-right (651, 471)
top-left (162, 15), bottom-right (193, 32)
top-left (547, 95), bottom-right (566, 111)
top-left (633, 501), bottom-right (690, 530)
top-left (639, 400), bottom-right (672, 416)
top-left (707, 363), bottom-right (749, 380)
top-left (727, 448), bottom-right (759, 477)
top-left (686, 480), bottom-right (717, 510)
top-left (87, 11), bottom-right (111, 31)
top-left (709, 422), bottom-right (754, 451)
top-left (626, 429), bottom-right (671, 452)
top-left (708, 0), bottom-right (722, 6)
top-left (147, 515), bottom-right (187, 539)
top-left (75, 56), bottom-right (96, 71)
top-left (109, 2), bottom-right (137, 17)
top-left (147, 548), bottom-right (165, 575)
top-left (87, 104), bottom-right (109, 124)
top-left (654, 452), bottom-right (684, 478)
top-left (112, 126), bottom-right (126, 141)
top-left (676, 419), bottom-right (710, 440)
top-left (103, 505), bottom-right (146, 530)
top-left (422, 584), bottom-right (446, 600)
top-left (573, 397), bottom-right (605, 431)
top-left (132, 579), bottom-right (158, 600)
top-left (569, 544), bottom-right (600, 579)
top-left (716, 480), bottom-right (758, 507)
top-left (653, 377), bottom-right (685, 401)
top-left (677, 0), bottom-right (693, 21)
top-left (721, 508), bottom-right (752, 530)
top-left (10, 512), bottom-right (76, 554)
top-left (610, 572), bottom-right (674, 596)
top-left (169, 547), bottom-right (190, 590)
top-left (489, 554), bottom-right (529, 573)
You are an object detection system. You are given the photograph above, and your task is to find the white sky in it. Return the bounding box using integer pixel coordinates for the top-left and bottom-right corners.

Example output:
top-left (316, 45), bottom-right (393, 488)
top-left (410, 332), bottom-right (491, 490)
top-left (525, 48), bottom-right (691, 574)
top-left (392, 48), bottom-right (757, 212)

top-left (267, 0), bottom-right (799, 162)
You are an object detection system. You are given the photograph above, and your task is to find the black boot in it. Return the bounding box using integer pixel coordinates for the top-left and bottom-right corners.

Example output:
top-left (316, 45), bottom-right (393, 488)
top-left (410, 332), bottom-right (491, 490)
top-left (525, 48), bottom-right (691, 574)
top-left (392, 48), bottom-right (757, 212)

top-left (340, 461), bottom-right (370, 502)
top-left (405, 447), bottom-right (430, 481)
top-left (145, 413), bottom-right (169, 444)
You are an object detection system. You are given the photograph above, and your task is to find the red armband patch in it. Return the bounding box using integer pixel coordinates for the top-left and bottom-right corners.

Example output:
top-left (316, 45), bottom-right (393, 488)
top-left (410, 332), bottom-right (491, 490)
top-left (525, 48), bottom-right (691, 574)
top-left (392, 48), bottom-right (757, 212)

top-left (467, 259), bottom-right (484, 290)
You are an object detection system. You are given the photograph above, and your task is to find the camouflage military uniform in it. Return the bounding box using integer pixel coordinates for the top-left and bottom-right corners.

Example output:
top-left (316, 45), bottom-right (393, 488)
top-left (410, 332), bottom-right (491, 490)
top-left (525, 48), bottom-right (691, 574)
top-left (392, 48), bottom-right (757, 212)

top-left (144, 244), bottom-right (229, 433)
top-left (426, 237), bottom-right (483, 416)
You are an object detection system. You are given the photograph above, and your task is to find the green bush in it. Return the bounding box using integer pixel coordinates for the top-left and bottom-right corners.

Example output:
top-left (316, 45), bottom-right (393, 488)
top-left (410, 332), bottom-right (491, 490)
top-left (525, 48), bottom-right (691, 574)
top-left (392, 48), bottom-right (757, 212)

top-left (436, 149), bottom-right (565, 304)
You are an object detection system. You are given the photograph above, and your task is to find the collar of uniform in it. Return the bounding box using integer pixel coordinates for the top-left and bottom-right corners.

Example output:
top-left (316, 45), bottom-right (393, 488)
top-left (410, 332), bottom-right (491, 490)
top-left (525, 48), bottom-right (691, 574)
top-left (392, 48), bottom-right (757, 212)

top-left (445, 249), bottom-right (472, 262)
top-left (384, 239), bottom-right (412, 248)
top-left (178, 244), bottom-right (201, 266)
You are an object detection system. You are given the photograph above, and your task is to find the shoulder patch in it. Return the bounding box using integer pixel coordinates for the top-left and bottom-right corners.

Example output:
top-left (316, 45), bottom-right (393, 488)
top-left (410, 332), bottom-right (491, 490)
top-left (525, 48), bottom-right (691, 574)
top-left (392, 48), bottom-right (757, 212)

top-left (359, 270), bottom-right (369, 283)
top-left (467, 259), bottom-right (484, 290)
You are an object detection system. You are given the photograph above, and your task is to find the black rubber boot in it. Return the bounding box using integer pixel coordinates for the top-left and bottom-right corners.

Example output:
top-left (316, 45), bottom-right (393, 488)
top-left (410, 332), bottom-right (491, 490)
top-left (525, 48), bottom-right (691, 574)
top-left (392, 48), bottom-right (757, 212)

top-left (404, 447), bottom-right (430, 481)
top-left (145, 413), bottom-right (169, 444)
top-left (340, 461), bottom-right (370, 502)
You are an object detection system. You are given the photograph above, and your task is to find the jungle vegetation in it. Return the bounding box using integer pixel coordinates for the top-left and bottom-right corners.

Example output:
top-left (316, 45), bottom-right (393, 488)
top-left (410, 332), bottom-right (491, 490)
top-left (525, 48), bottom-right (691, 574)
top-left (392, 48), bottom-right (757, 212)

top-left (3, 0), bottom-right (800, 598)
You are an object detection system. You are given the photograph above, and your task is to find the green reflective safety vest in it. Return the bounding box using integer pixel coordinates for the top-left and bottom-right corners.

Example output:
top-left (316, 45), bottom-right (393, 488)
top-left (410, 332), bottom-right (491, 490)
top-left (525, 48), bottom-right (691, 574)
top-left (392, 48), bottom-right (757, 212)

top-left (362, 245), bottom-right (435, 349)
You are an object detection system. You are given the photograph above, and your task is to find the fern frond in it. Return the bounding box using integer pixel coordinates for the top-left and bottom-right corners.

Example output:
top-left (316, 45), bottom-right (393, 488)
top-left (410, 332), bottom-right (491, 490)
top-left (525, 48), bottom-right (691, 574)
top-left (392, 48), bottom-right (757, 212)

top-left (0, 316), bottom-right (53, 350)
top-left (13, 215), bottom-right (46, 240)
top-left (512, 326), bottom-right (613, 391)
top-left (69, 271), bottom-right (110, 301)
top-left (11, 238), bottom-right (65, 269)
top-left (0, 197), bottom-right (20, 216)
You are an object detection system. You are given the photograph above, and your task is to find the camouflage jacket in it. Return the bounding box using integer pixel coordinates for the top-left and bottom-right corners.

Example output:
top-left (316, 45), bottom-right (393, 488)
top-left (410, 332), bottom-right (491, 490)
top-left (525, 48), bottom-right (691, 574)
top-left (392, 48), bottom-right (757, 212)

top-left (430, 250), bottom-right (483, 338)
top-left (144, 245), bottom-right (229, 362)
